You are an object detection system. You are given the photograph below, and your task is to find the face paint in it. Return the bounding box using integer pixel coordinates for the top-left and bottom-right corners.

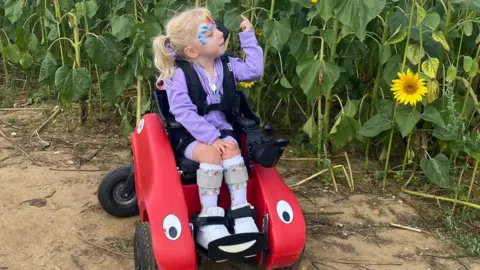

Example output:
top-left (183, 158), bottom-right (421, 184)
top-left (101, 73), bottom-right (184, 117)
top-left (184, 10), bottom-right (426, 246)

top-left (197, 15), bottom-right (215, 46)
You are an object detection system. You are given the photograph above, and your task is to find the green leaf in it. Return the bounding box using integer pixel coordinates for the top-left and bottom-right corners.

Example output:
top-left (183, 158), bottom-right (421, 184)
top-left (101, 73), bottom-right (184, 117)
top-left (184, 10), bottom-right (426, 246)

top-left (280, 76), bottom-right (293, 89)
top-left (423, 12), bottom-right (440, 30)
top-left (432, 126), bottom-right (457, 141)
top-left (319, 61), bottom-right (341, 96)
top-left (206, 0), bottom-right (230, 18)
top-left (358, 113), bottom-right (392, 137)
top-left (85, 34), bottom-right (124, 69)
top-left (343, 98), bottom-right (358, 118)
top-left (476, 33), bottom-right (480, 44)
top-left (62, 68), bottom-right (92, 102)
top-left (111, 16), bottom-right (135, 41)
top-left (329, 115), bottom-right (360, 148)
top-left (380, 44), bottom-right (391, 65)
top-left (432, 31), bottom-right (450, 51)
top-left (301, 26), bottom-right (319, 35)
top-left (463, 21), bottom-right (473, 36)
top-left (386, 25), bottom-right (407, 44)
top-left (406, 44), bottom-right (425, 65)
top-left (464, 56), bottom-right (474, 72)
top-left (5, 0), bottom-right (24, 24)
top-left (55, 66), bottom-right (70, 89)
top-left (289, 30), bottom-right (312, 60)
top-left (223, 8), bottom-right (243, 32)
top-left (446, 65), bottom-right (457, 83)
top-left (421, 105), bottom-right (446, 129)
top-left (2, 44), bottom-right (21, 63)
top-left (303, 115), bottom-right (317, 139)
top-left (383, 54), bottom-right (402, 84)
top-left (39, 52), bottom-right (58, 83)
top-left (100, 71), bottom-right (126, 104)
top-left (74, 2), bottom-right (87, 19)
top-left (416, 5), bottom-right (426, 26)
top-left (296, 60), bottom-right (340, 102)
top-left (20, 52), bottom-right (33, 69)
top-left (420, 154), bottom-right (452, 189)
top-left (421, 57), bottom-right (440, 79)
top-left (396, 106), bottom-right (421, 138)
top-left (263, 18), bottom-right (291, 50)
top-left (316, 0), bottom-right (336, 21)
top-left (333, 0), bottom-right (387, 41)
top-left (85, 0), bottom-right (99, 19)
top-left (58, 0), bottom-right (73, 11)
top-left (296, 59), bottom-right (320, 101)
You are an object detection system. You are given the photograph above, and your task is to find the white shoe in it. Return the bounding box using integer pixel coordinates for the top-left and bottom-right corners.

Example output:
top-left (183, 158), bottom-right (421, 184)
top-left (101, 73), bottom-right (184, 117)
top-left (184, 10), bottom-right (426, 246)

top-left (231, 203), bottom-right (259, 234)
top-left (196, 207), bottom-right (231, 249)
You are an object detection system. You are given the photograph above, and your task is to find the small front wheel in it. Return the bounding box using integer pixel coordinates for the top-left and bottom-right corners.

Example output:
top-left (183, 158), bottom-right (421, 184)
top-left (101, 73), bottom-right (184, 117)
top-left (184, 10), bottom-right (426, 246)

top-left (97, 166), bottom-right (139, 217)
top-left (134, 222), bottom-right (158, 270)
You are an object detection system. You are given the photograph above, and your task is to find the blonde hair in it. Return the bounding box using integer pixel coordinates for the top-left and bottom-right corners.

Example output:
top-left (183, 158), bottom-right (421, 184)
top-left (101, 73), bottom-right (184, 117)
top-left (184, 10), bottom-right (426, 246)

top-left (153, 8), bottom-right (211, 81)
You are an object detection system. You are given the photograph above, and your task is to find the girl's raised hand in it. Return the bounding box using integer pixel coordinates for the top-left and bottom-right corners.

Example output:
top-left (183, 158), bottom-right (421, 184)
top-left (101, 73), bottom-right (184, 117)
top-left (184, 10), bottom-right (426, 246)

top-left (240, 15), bottom-right (253, 32)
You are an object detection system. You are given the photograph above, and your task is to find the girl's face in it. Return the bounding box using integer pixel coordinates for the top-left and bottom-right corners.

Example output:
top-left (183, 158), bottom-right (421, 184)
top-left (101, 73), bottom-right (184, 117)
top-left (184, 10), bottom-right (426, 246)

top-left (193, 16), bottom-right (226, 58)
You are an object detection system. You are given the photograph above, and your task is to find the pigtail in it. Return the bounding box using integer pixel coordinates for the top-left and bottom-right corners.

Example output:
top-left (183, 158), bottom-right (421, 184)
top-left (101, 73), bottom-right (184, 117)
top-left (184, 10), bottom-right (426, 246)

top-left (153, 35), bottom-right (176, 81)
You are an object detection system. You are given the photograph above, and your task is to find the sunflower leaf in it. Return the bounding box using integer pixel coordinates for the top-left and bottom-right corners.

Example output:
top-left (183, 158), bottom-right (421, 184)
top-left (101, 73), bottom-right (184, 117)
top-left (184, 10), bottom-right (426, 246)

top-left (446, 65), bottom-right (457, 82)
top-left (396, 106), bottom-right (421, 138)
top-left (358, 113), bottom-right (392, 137)
top-left (426, 79), bottom-right (439, 104)
top-left (432, 31), bottom-right (450, 51)
top-left (421, 57), bottom-right (439, 79)
top-left (386, 25), bottom-right (406, 44)
top-left (406, 44), bottom-right (425, 65)
top-left (420, 154), bottom-right (453, 189)
top-left (422, 105), bottom-right (446, 129)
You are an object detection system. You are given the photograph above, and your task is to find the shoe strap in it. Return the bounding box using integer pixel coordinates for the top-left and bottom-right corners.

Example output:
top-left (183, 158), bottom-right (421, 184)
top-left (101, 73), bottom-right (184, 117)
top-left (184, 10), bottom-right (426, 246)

top-left (226, 205), bottom-right (256, 224)
top-left (192, 215), bottom-right (227, 227)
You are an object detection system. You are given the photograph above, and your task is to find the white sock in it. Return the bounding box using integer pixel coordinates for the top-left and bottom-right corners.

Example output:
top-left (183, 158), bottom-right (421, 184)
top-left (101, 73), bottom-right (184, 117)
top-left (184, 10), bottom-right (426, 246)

top-left (228, 183), bottom-right (247, 207)
top-left (223, 155), bottom-right (248, 207)
top-left (198, 163), bottom-right (223, 211)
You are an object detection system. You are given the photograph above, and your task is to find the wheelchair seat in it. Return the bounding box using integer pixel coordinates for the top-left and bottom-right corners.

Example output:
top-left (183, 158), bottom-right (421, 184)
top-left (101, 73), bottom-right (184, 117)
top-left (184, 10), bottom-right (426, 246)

top-left (153, 87), bottom-right (287, 185)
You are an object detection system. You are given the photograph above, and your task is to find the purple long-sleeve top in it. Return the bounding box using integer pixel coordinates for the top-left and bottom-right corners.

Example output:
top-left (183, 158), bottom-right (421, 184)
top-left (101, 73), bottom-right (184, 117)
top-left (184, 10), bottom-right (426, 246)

top-left (164, 30), bottom-right (263, 145)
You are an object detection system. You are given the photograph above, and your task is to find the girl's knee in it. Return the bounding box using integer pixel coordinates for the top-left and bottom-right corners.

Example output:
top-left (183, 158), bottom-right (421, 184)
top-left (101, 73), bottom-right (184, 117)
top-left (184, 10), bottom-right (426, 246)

top-left (222, 146), bottom-right (241, 160)
top-left (195, 145), bottom-right (222, 165)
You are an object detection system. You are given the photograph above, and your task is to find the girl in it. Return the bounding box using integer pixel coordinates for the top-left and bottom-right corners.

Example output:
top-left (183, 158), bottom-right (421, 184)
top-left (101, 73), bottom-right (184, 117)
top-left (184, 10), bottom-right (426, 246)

top-left (152, 8), bottom-right (263, 249)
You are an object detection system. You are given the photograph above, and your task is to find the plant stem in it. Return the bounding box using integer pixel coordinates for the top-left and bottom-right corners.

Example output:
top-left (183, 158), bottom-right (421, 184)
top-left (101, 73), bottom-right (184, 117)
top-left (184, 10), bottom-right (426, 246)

top-left (461, 44), bottom-right (480, 117)
top-left (382, 103), bottom-right (398, 190)
top-left (463, 160), bottom-right (478, 212)
top-left (257, 0), bottom-right (275, 116)
top-left (322, 17), bottom-right (339, 155)
top-left (196, 0), bottom-right (200, 7)
top-left (383, 1), bottom-right (415, 190)
top-left (401, 188), bottom-right (480, 210)
top-left (0, 35), bottom-right (8, 82)
top-left (133, 0), bottom-right (138, 23)
top-left (365, 20), bottom-right (389, 167)
top-left (53, 0), bottom-right (65, 66)
top-left (317, 97), bottom-right (322, 168)
top-left (95, 65), bottom-right (103, 119)
top-left (136, 77), bottom-right (142, 125)
top-left (400, 131), bottom-right (413, 180)
top-left (451, 166), bottom-right (465, 216)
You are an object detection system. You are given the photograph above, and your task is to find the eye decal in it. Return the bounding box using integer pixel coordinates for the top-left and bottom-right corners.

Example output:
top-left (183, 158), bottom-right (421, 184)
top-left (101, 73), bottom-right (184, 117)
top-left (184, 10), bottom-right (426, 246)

top-left (163, 214), bottom-right (182, 240)
top-left (276, 200), bottom-right (293, 224)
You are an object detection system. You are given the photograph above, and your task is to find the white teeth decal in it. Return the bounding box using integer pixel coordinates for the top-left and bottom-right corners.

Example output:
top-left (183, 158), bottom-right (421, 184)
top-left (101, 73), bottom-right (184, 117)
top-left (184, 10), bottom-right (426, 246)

top-left (218, 240), bottom-right (256, 253)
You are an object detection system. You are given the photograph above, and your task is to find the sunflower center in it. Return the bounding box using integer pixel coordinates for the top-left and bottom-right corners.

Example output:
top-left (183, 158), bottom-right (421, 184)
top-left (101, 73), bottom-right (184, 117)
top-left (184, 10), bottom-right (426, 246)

top-left (404, 83), bottom-right (418, 94)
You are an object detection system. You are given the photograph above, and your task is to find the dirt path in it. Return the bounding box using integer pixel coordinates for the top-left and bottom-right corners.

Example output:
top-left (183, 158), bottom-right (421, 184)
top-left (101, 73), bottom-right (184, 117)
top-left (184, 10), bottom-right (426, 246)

top-left (1, 107), bottom-right (479, 270)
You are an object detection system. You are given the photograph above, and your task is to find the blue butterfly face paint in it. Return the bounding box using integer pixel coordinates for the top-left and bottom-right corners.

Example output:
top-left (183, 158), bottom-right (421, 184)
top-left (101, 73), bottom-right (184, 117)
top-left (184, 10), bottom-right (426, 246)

top-left (197, 16), bottom-right (215, 46)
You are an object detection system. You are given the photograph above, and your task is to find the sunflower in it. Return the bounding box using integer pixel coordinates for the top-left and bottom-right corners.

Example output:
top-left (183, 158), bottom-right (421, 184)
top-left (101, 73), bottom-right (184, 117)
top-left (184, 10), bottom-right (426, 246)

top-left (239, 81), bottom-right (254, 88)
top-left (391, 69), bottom-right (427, 106)
top-left (310, 0), bottom-right (318, 3)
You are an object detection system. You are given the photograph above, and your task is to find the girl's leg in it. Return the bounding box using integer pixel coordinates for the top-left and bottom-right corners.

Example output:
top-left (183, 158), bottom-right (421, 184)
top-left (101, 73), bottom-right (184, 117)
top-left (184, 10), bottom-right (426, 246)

top-left (187, 141), bottom-right (230, 249)
top-left (221, 136), bottom-right (259, 234)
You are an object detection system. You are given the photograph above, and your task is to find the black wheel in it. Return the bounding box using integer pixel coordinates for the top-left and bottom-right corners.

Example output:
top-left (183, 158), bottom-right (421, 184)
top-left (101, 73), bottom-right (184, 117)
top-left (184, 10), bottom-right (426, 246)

top-left (97, 166), bottom-right (139, 217)
top-left (134, 222), bottom-right (158, 270)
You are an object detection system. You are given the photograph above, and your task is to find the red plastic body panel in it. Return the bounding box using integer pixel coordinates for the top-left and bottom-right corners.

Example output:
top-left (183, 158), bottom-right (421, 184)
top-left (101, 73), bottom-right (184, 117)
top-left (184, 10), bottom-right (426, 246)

top-left (131, 113), bottom-right (197, 270)
top-left (131, 113), bottom-right (305, 269)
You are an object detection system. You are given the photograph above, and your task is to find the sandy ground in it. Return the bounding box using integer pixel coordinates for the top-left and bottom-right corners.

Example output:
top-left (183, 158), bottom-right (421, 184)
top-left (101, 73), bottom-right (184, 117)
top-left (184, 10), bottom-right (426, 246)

top-left (1, 106), bottom-right (480, 270)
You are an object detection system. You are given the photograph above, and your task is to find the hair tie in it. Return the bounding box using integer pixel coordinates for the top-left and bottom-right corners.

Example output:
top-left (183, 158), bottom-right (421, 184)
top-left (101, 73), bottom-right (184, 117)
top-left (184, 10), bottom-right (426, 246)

top-left (165, 37), bottom-right (176, 58)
